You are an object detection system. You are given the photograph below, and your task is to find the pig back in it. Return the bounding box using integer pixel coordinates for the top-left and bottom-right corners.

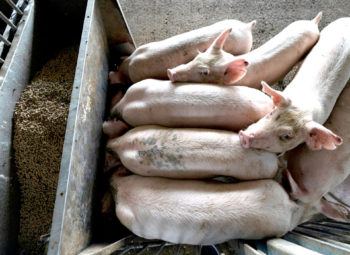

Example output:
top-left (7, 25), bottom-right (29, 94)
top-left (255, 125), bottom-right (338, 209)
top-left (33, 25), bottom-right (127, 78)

top-left (114, 79), bottom-right (273, 131)
top-left (111, 175), bottom-right (299, 245)
top-left (285, 18), bottom-right (350, 123)
top-left (108, 125), bottom-right (278, 180)
top-left (239, 17), bottom-right (320, 88)
top-left (126, 20), bottom-right (254, 82)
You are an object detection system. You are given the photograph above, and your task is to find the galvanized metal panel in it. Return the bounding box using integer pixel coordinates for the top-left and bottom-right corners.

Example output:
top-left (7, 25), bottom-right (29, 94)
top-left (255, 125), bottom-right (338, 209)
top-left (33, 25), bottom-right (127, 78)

top-left (48, 0), bottom-right (134, 254)
top-left (48, 0), bottom-right (109, 254)
top-left (0, 1), bottom-right (34, 253)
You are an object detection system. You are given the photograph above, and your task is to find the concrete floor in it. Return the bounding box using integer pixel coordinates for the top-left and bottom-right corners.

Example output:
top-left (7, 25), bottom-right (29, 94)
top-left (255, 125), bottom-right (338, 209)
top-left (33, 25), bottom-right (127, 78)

top-left (119, 0), bottom-right (350, 50)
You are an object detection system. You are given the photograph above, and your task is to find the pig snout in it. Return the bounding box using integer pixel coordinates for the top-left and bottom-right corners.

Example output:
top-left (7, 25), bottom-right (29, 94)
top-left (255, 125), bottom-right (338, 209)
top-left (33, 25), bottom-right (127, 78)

top-left (167, 64), bottom-right (189, 82)
top-left (167, 68), bottom-right (176, 82)
top-left (239, 130), bottom-right (253, 149)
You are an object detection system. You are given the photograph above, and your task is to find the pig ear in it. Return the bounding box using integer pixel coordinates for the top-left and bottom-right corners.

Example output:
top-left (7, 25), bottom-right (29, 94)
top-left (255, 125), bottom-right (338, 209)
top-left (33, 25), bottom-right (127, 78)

top-left (247, 20), bottom-right (257, 30)
top-left (209, 28), bottom-right (232, 51)
top-left (318, 198), bottom-right (350, 222)
top-left (312, 12), bottom-right (323, 25)
top-left (261, 81), bottom-right (291, 108)
top-left (223, 59), bottom-right (249, 84)
top-left (304, 121), bottom-right (343, 150)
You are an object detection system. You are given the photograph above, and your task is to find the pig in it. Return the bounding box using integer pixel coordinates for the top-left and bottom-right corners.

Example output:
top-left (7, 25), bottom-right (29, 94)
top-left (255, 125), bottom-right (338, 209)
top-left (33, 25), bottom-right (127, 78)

top-left (107, 125), bottom-right (278, 180)
top-left (328, 175), bottom-right (350, 208)
top-left (111, 79), bottom-right (273, 131)
top-left (110, 174), bottom-right (348, 245)
top-left (285, 84), bottom-right (350, 204)
top-left (167, 13), bottom-right (322, 87)
top-left (239, 18), bottom-right (350, 153)
top-left (109, 19), bottom-right (256, 84)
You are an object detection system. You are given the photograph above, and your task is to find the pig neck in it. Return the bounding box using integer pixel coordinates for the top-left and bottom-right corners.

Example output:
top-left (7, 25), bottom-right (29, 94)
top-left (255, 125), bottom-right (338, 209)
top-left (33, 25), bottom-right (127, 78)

top-left (283, 36), bottom-right (350, 124)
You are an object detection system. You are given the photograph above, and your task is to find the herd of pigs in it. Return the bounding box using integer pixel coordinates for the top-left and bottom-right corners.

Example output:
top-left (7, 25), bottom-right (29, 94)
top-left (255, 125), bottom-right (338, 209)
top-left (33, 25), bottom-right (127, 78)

top-left (103, 12), bottom-right (350, 245)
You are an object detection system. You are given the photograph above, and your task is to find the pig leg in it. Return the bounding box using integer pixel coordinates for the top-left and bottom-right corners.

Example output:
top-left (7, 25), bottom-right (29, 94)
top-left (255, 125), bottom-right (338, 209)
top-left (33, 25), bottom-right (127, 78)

top-left (104, 149), bottom-right (122, 173)
top-left (109, 70), bottom-right (126, 85)
top-left (317, 198), bottom-right (350, 222)
top-left (102, 165), bottom-right (131, 214)
top-left (110, 91), bottom-right (124, 110)
top-left (101, 191), bottom-right (113, 215)
top-left (103, 120), bottom-right (130, 139)
top-left (325, 193), bottom-right (350, 209)
top-left (284, 169), bottom-right (308, 199)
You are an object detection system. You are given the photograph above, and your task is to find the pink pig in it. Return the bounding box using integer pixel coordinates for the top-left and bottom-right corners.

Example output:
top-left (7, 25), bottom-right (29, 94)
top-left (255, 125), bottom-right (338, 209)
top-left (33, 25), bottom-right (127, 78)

top-left (239, 18), bottom-right (350, 153)
top-left (107, 125), bottom-right (278, 180)
top-left (328, 175), bottom-right (350, 209)
top-left (110, 19), bottom-right (255, 83)
top-left (110, 174), bottom-right (348, 245)
top-left (111, 79), bottom-right (273, 131)
top-left (284, 84), bottom-right (350, 209)
top-left (168, 13), bottom-right (321, 87)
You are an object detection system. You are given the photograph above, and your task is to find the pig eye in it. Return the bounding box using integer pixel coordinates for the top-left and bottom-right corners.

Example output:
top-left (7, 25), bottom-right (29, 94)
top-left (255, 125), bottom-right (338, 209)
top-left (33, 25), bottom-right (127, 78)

top-left (279, 133), bottom-right (293, 141)
top-left (199, 69), bottom-right (209, 76)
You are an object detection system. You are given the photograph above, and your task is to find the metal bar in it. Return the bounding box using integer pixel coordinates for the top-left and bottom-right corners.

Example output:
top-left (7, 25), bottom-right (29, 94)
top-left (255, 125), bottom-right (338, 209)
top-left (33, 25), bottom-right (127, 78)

top-left (267, 238), bottom-right (322, 255)
top-left (298, 225), bottom-right (350, 242)
top-left (315, 221), bottom-right (350, 231)
top-left (0, 34), bottom-right (11, 46)
top-left (135, 246), bottom-right (148, 255)
top-left (0, 58), bottom-right (4, 64)
top-left (175, 245), bottom-right (181, 255)
top-left (154, 243), bottom-right (166, 255)
top-left (303, 223), bottom-right (350, 236)
top-left (294, 227), bottom-right (350, 246)
top-left (0, 11), bottom-right (17, 30)
top-left (284, 232), bottom-right (350, 255)
top-left (243, 244), bottom-right (267, 255)
top-left (5, 0), bottom-right (24, 15)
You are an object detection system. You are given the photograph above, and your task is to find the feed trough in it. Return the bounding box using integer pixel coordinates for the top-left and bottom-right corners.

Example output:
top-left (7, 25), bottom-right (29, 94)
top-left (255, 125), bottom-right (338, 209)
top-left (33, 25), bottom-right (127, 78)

top-left (0, 0), bottom-right (349, 254)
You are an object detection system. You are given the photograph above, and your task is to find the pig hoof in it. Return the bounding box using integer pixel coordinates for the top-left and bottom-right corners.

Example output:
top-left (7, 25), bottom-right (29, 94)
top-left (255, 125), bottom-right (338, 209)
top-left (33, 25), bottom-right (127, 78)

top-left (239, 130), bottom-right (252, 149)
top-left (103, 120), bottom-right (130, 139)
top-left (109, 70), bottom-right (125, 85)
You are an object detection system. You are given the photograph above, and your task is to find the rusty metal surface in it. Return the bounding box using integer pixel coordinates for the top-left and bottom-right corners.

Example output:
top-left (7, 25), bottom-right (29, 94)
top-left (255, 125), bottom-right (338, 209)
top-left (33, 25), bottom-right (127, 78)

top-left (0, 1), bottom-right (34, 253)
top-left (48, 0), bottom-right (134, 254)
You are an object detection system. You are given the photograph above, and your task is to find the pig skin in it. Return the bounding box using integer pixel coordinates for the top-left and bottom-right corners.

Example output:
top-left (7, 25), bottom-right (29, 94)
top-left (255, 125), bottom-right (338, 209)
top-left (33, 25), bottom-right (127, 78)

top-left (112, 79), bottom-right (273, 131)
top-left (167, 13), bottom-right (321, 87)
top-left (239, 18), bottom-right (350, 153)
top-left (287, 84), bottom-right (350, 204)
top-left (110, 175), bottom-right (315, 245)
top-left (116, 19), bottom-right (255, 83)
top-left (107, 125), bottom-right (278, 180)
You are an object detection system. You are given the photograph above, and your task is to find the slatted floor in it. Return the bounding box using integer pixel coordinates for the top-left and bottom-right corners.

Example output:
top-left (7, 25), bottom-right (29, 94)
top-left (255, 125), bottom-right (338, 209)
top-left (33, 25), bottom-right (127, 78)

top-left (95, 219), bottom-right (350, 255)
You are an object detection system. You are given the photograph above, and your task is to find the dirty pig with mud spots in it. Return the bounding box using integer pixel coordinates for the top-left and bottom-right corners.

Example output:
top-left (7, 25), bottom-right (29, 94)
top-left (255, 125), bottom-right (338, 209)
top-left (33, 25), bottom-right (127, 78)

top-left (107, 125), bottom-right (278, 180)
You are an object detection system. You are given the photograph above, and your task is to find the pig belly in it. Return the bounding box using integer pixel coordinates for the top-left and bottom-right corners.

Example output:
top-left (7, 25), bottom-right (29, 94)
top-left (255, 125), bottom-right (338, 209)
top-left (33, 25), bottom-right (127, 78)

top-left (126, 20), bottom-right (253, 82)
top-left (111, 176), bottom-right (297, 245)
top-left (108, 125), bottom-right (278, 180)
top-left (115, 80), bottom-right (273, 131)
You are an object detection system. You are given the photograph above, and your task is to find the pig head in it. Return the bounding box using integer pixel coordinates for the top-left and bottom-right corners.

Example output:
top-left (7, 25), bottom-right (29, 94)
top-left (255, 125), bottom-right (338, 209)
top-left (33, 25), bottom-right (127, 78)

top-left (239, 82), bottom-right (342, 153)
top-left (167, 28), bottom-right (249, 85)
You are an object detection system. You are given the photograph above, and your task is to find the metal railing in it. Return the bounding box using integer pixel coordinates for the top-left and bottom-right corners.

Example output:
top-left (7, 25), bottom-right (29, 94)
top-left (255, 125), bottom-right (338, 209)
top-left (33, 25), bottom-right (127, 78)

top-left (0, 0), bottom-right (28, 68)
